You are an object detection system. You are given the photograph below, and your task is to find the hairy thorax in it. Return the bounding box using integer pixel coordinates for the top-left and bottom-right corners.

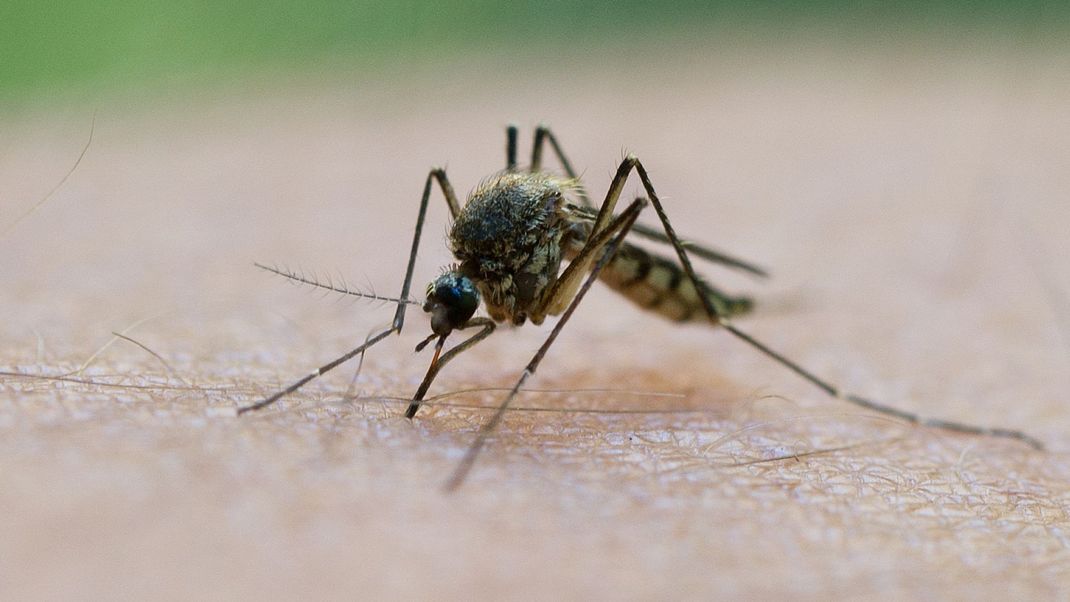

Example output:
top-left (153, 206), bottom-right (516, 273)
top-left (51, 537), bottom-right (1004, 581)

top-left (450, 172), bottom-right (580, 325)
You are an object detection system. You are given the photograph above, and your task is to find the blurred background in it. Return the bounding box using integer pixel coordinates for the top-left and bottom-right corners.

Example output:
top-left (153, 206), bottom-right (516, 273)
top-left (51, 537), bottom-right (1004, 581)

top-left (3, 2), bottom-right (1070, 599)
top-left (1, 1), bottom-right (1067, 107)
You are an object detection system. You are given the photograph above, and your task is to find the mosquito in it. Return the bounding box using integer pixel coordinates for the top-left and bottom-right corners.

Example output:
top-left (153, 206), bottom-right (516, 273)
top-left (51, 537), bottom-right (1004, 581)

top-left (240, 125), bottom-right (1043, 491)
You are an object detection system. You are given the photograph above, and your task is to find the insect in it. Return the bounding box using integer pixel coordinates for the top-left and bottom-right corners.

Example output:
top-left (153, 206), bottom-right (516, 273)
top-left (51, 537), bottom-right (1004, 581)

top-left (241, 125), bottom-right (1043, 491)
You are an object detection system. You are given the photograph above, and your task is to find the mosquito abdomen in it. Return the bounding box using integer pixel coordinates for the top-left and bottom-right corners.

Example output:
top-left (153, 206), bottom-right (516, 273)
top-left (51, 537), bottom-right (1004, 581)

top-left (591, 241), bottom-right (753, 322)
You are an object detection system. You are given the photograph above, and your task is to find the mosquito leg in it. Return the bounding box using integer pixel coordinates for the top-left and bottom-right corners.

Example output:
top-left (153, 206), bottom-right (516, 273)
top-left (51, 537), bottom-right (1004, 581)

top-left (506, 124), bottom-right (518, 171)
top-left (444, 197), bottom-right (647, 491)
top-left (616, 155), bottom-right (1043, 450)
top-left (405, 317), bottom-right (496, 418)
top-left (241, 167), bottom-right (461, 414)
top-left (722, 327), bottom-right (1044, 448)
top-left (531, 125), bottom-right (579, 178)
top-left (530, 125), bottom-right (591, 206)
top-left (628, 223), bottom-right (769, 278)
top-left (237, 326), bottom-right (395, 414)
top-left (534, 155), bottom-right (661, 319)
top-left (565, 203), bottom-right (769, 278)
top-left (393, 167), bottom-right (460, 333)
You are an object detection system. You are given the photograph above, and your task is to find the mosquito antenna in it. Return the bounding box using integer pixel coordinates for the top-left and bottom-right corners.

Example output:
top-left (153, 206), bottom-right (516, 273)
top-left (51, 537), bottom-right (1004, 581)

top-left (255, 263), bottom-right (421, 306)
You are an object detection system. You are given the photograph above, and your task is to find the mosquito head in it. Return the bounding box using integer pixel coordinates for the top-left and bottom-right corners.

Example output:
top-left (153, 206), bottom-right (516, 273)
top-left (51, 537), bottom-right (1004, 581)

top-left (424, 271), bottom-right (480, 336)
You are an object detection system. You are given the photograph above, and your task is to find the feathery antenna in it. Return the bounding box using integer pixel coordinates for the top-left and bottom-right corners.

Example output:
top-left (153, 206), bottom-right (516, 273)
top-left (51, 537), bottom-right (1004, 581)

top-left (255, 262), bottom-right (421, 306)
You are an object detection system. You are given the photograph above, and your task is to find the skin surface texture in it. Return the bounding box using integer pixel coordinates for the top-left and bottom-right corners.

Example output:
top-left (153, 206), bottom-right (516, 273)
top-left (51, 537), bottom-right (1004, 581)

top-left (1, 42), bottom-right (1069, 599)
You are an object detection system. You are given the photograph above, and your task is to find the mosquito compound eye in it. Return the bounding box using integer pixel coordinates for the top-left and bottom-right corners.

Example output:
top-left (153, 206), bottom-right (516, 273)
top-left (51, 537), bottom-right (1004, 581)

top-left (425, 272), bottom-right (480, 335)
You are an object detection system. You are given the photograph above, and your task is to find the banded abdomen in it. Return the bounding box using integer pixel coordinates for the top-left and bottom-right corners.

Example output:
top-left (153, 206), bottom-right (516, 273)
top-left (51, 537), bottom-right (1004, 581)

top-left (568, 239), bottom-right (753, 323)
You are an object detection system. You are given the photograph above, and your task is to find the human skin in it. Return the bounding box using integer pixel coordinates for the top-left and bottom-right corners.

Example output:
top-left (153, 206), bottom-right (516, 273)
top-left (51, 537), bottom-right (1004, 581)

top-left (1, 43), bottom-right (1069, 599)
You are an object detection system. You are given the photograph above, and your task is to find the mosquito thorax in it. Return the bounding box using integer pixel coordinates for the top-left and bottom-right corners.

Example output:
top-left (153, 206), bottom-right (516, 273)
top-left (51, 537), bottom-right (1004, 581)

top-left (424, 271), bottom-right (480, 335)
top-left (448, 172), bottom-right (576, 325)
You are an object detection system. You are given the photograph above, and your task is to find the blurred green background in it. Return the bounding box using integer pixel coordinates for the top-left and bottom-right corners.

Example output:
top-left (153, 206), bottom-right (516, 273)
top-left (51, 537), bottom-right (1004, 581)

top-left (1, 1), bottom-right (1065, 107)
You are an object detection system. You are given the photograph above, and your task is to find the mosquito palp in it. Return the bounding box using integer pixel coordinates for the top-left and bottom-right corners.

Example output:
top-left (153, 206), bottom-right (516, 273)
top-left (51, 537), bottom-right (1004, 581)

top-left (244, 125), bottom-right (1044, 491)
